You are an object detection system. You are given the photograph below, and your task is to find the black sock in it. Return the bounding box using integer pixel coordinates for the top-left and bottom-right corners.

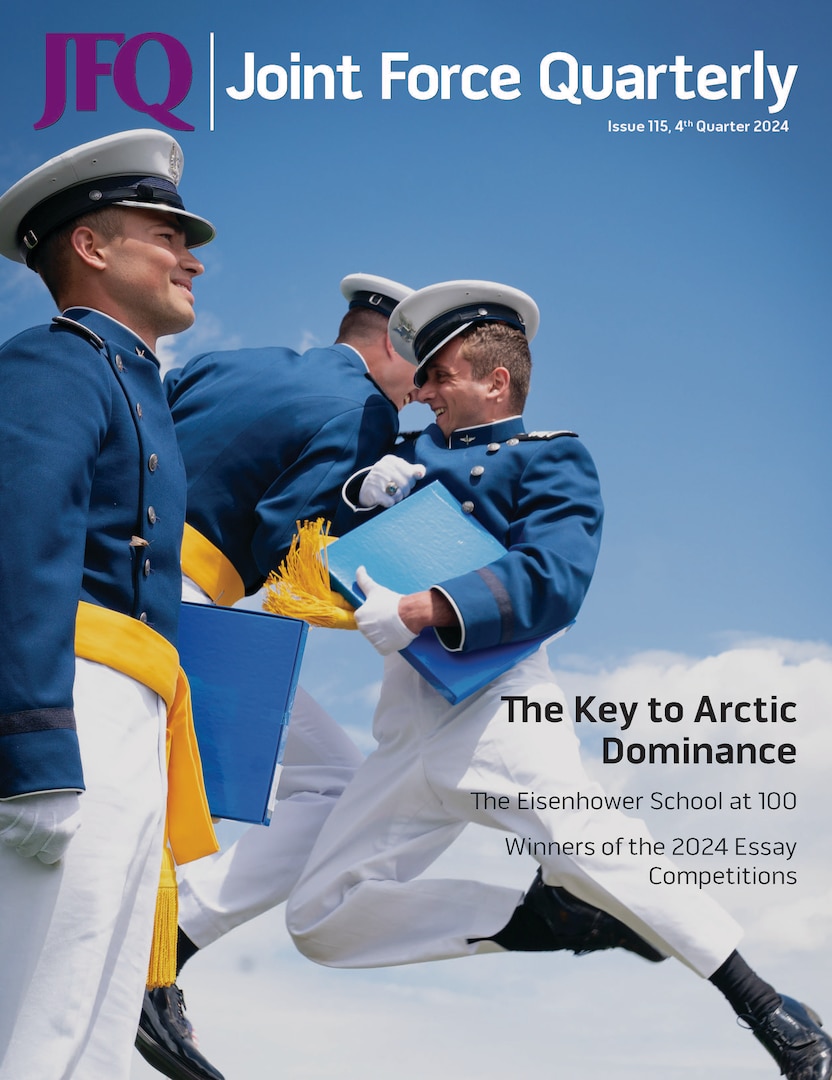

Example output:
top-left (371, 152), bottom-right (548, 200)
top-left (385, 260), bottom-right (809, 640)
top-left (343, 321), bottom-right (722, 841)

top-left (176, 927), bottom-right (200, 976)
top-left (708, 951), bottom-right (781, 1019)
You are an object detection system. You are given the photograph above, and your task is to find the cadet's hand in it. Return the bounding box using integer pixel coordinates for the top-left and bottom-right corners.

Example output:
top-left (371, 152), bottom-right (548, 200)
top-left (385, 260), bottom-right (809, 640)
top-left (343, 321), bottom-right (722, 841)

top-left (0, 791), bottom-right (82, 864)
top-left (354, 566), bottom-right (418, 655)
top-left (358, 456), bottom-right (426, 508)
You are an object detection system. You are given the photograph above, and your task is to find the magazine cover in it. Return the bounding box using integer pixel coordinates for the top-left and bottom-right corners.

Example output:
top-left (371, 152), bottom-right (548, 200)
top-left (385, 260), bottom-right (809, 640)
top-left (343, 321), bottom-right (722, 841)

top-left (0, 3), bottom-right (828, 1078)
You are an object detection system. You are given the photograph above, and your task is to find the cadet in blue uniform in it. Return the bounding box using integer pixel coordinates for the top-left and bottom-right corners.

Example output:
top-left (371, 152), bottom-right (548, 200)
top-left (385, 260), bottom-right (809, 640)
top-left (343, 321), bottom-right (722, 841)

top-left (0, 131), bottom-right (218, 1080)
top-left (286, 280), bottom-right (832, 1080)
top-left (165, 274), bottom-right (417, 599)
top-left (137, 276), bottom-right (418, 1080)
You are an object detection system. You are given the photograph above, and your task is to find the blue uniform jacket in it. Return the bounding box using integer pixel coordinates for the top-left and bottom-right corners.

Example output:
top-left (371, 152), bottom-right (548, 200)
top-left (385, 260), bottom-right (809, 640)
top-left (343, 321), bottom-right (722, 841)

top-left (0, 309), bottom-right (186, 797)
top-left (165, 344), bottom-right (400, 595)
top-left (363, 417), bottom-right (603, 653)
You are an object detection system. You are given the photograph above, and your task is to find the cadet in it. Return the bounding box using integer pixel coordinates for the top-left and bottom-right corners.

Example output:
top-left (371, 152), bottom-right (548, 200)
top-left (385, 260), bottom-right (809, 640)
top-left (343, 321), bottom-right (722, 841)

top-left (137, 275), bottom-right (418, 1080)
top-left (0, 130), bottom-right (218, 1079)
top-left (285, 280), bottom-right (832, 1080)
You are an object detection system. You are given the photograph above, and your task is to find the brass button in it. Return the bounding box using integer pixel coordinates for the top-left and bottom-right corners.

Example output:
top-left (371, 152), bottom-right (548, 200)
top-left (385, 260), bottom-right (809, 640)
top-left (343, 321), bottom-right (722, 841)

top-left (506, 438), bottom-right (520, 446)
top-left (148, 453), bottom-right (158, 472)
top-left (470, 465), bottom-right (485, 478)
top-left (147, 506), bottom-right (157, 525)
top-left (461, 501), bottom-right (475, 514)
top-left (143, 559), bottom-right (152, 577)
top-left (139, 612), bottom-right (148, 623)
top-left (136, 402), bottom-right (143, 418)
top-left (487, 443), bottom-right (501, 453)
top-left (115, 355), bottom-right (124, 372)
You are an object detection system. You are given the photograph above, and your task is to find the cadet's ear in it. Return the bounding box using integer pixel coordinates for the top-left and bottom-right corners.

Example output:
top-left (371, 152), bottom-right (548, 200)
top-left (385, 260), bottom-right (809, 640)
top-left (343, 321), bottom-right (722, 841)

top-left (488, 366), bottom-right (511, 399)
top-left (69, 224), bottom-right (108, 270)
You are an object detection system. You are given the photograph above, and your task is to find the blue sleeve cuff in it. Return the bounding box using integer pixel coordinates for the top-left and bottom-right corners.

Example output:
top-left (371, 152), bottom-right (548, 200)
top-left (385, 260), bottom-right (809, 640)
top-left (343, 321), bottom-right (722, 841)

top-left (435, 569), bottom-right (508, 652)
top-left (0, 726), bottom-right (85, 798)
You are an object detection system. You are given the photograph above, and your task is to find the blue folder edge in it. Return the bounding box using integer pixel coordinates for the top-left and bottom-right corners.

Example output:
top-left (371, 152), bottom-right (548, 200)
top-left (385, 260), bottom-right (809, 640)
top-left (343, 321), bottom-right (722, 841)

top-left (326, 482), bottom-right (573, 704)
top-left (177, 601), bottom-right (308, 824)
top-left (402, 624), bottom-right (573, 705)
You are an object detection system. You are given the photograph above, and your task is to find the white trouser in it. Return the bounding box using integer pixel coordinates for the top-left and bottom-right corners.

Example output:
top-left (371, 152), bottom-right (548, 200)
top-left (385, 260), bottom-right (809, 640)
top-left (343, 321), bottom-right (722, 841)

top-left (176, 577), bottom-right (364, 946)
top-left (286, 650), bottom-right (742, 978)
top-left (0, 660), bottom-right (168, 1080)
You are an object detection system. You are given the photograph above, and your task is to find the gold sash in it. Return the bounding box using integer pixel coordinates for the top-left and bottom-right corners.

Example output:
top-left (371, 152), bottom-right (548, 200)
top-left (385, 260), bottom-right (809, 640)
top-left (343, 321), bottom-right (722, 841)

top-left (75, 600), bottom-right (219, 985)
top-left (181, 522), bottom-right (245, 607)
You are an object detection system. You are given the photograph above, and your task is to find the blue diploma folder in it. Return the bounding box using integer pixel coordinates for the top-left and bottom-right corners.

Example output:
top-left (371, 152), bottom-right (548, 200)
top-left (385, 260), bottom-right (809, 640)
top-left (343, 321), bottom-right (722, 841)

top-left (325, 482), bottom-right (571, 704)
top-left (177, 601), bottom-right (307, 824)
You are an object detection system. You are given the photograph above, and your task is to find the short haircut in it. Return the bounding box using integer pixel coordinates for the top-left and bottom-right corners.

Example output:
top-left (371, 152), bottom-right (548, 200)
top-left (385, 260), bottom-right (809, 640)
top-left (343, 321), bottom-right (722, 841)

top-left (32, 206), bottom-right (127, 305)
top-left (457, 322), bottom-right (532, 411)
top-left (335, 305), bottom-right (389, 346)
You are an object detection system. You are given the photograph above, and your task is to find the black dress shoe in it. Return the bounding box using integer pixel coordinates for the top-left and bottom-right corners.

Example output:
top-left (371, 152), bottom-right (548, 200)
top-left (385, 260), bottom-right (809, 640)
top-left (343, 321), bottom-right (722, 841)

top-left (490, 867), bottom-right (666, 961)
top-left (746, 996), bottom-right (832, 1079)
top-left (136, 985), bottom-right (226, 1080)
top-left (476, 868), bottom-right (666, 961)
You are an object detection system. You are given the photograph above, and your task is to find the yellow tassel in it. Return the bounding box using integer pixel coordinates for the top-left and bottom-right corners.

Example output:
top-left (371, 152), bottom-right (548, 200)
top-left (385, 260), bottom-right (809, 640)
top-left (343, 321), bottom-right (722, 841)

top-left (146, 844), bottom-right (178, 989)
top-left (263, 519), bottom-right (358, 629)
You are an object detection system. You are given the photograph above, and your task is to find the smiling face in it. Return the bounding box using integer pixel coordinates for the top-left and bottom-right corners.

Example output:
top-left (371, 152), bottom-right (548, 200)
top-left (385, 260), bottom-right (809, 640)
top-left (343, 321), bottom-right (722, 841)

top-left (414, 335), bottom-right (512, 437)
top-left (71, 207), bottom-right (204, 349)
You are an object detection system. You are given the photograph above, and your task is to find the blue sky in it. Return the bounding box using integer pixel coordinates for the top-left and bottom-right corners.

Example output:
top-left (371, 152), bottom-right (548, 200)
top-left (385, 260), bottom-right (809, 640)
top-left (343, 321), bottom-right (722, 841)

top-left (1, 3), bottom-right (830, 1078)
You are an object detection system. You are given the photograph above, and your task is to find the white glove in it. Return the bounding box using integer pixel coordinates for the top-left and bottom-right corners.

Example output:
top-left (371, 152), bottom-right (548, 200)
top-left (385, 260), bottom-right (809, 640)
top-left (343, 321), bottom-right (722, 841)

top-left (0, 791), bottom-right (82, 864)
top-left (354, 566), bottom-right (418, 656)
top-left (358, 456), bottom-right (426, 508)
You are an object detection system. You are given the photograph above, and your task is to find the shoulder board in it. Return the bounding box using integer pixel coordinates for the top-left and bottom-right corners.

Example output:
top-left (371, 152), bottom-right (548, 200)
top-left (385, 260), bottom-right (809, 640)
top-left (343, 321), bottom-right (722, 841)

top-left (517, 430), bottom-right (578, 441)
top-left (51, 315), bottom-right (105, 351)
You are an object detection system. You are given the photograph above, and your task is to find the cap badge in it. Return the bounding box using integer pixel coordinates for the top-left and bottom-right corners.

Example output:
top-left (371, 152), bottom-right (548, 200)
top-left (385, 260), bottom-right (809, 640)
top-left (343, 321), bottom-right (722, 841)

top-left (168, 142), bottom-right (183, 184)
top-left (393, 316), bottom-right (416, 343)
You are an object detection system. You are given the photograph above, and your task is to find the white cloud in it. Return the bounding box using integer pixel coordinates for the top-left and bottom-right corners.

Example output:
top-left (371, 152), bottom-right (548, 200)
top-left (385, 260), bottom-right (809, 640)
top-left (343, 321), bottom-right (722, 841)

top-left (297, 329), bottom-right (321, 353)
top-left (548, 640), bottom-right (832, 958)
top-left (156, 311), bottom-right (244, 374)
